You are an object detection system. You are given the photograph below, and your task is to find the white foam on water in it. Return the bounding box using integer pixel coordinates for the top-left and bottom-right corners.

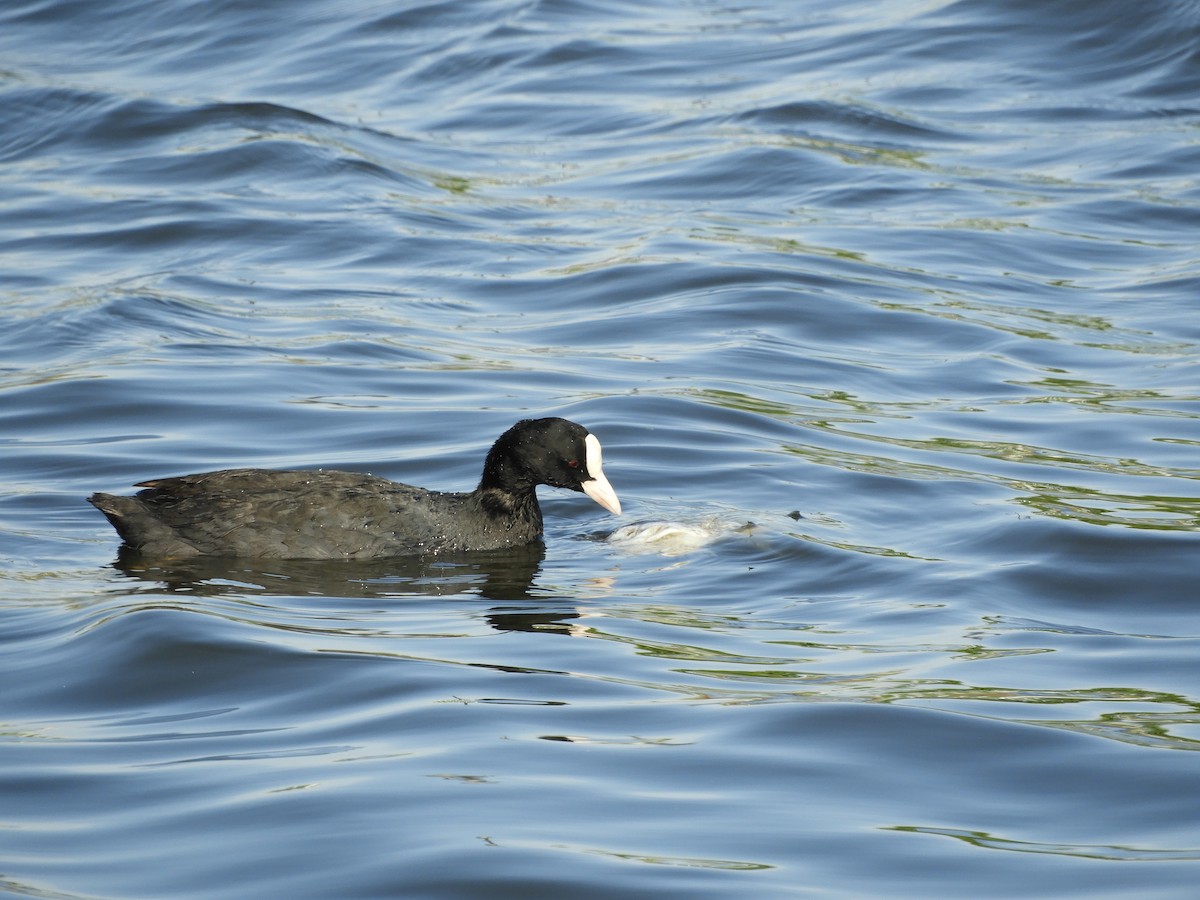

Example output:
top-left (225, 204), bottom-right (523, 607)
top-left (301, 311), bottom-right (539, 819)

top-left (606, 518), bottom-right (736, 556)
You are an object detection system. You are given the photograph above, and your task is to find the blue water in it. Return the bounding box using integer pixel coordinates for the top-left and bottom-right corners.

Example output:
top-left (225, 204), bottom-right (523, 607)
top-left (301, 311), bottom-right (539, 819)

top-left (2, 0), bottom-right (1199, 896)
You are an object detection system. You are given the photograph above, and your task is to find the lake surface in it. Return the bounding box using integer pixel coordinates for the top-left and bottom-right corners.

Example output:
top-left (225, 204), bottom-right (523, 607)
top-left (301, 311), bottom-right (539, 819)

top-left (2, 0), bottom-right (1199, 896)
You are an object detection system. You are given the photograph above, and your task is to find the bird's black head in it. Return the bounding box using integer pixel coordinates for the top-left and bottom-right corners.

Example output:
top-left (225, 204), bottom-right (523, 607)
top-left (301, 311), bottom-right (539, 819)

top-left (481, 417), bottom-right (621, 514)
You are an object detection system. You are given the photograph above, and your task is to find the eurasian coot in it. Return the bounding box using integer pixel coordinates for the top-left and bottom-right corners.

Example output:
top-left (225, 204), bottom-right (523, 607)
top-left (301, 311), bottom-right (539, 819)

top-left (89, 417), bottom-right (621, 559)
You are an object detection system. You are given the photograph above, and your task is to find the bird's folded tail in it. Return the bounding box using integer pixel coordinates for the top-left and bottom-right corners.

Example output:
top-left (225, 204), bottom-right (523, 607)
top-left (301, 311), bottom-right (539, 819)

top-left (88, 492), bottom-right (198, 558)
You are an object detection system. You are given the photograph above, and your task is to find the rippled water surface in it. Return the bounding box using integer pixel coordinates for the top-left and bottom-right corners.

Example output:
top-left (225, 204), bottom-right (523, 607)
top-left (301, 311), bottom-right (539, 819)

top-left (3, 0), bottom-right (1199, 896)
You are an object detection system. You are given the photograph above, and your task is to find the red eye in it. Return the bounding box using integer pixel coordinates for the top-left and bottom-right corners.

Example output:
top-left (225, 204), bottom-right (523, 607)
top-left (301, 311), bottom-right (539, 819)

top-left (567, 459), bottom-right (579, 469)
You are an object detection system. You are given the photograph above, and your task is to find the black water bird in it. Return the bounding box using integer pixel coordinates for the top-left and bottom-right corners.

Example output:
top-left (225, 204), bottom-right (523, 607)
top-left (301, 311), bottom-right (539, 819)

top-left (89, 417), bottom-right (621, 559)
